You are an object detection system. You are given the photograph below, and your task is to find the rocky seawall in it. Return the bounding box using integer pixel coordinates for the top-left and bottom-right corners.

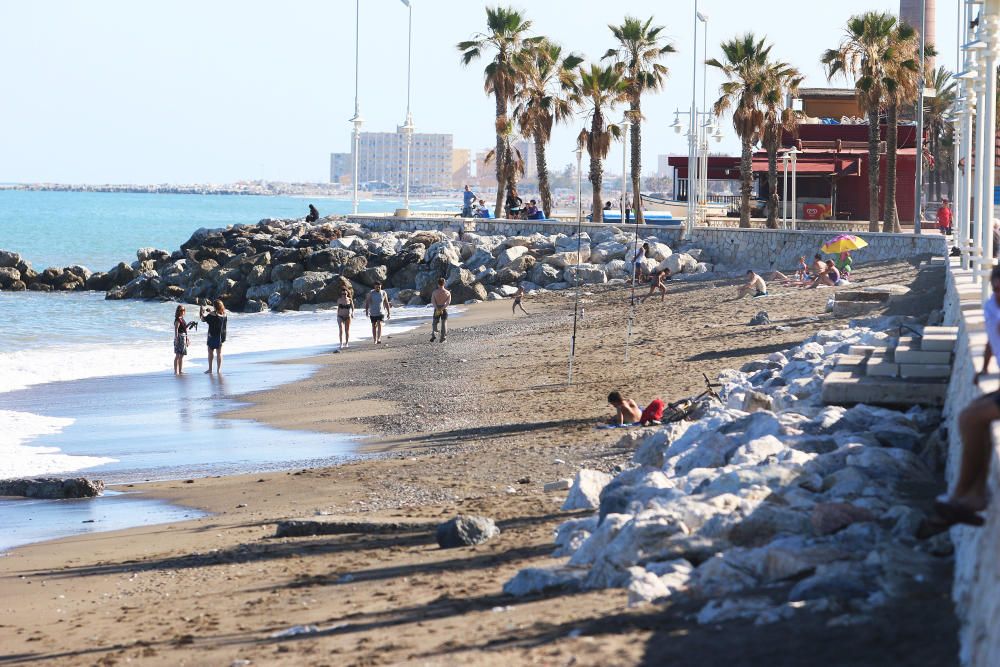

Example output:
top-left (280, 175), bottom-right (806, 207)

top-left (505, 317), bottom-right (953, 626)
top-left (0, 217), bottom-right (713, 312)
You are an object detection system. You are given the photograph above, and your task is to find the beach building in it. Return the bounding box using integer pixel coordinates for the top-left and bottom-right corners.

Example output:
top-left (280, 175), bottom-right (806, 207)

top-left (331, 128), bottom-right (454, 191)
top-left (473, 139), bottom-right (537, 188)
top-left (657, 154), bottom-right (671, 178)
top-left (667, 87), bottom-right (920, 222)
top-left (452, 148), bottom-right (472, 188)
top-left (329, 152), bottom-right (351, 185)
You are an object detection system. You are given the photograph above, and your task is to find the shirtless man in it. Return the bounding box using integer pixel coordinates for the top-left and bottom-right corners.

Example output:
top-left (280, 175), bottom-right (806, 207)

top-left (512, 284), bottom-right (529, 315)
top-left (430, 277), bottom-right (451, 343)
top-left (607, 391), bottom-right (642, 426)
top-left (364, 281), bottom-right (391, 345)
top-left (736, 270), bottom-right (767, 298)
top-left (641, 269), bottom-right (671, 303)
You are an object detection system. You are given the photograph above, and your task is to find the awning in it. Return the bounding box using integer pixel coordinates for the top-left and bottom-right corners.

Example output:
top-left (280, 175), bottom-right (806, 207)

top-left (751, 158), bottom-right (859, 175)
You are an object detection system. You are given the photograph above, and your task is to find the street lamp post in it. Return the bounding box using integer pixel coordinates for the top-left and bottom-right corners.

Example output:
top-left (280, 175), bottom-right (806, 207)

top-left (781, 151), bottom-right (790, 228)
top-left (913, 0), bottom-right (928, 233)
top-left (621, 114), bottom-right (631, 222)
top-left (971, 21), bottom-right (988, 292)
top-left (686, 0), bottom-right (701, 236)
top-left (350, 0), bottom-right (363, 215)
top-left (400, 0), bottom-right (414, 214)
top-left (789, 147), bottom-right (801, 230)
top-left (980, 12), bottom-right (999, 298)
top-left (697, 10), bottom-right (709, 225)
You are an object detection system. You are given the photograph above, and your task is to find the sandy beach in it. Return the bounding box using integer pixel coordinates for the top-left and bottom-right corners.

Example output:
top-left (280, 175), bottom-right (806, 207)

top-left (0, 260), bottom-right (959, 667)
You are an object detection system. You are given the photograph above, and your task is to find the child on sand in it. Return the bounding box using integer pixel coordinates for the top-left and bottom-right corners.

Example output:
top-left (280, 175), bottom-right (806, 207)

top-left (641, 269), bottom-right (671, 303)
top-left (607, 391), bottom-right (642, 426)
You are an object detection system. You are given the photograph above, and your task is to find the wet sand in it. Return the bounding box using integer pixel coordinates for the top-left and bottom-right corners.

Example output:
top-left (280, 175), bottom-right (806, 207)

top-left (0, 259), bottom-right (959, 666)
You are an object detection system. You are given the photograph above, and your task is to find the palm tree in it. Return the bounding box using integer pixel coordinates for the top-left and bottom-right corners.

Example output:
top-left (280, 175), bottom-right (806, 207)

top-left (575, 64), bottom-right (626, 223)
top-left (823, 12), bottom-right (899, 232)
top-left (882, 21), bottom-right (920, 232)
top-left (925, 66), bottom-right (956, 201)
top-left (604, 16), bottom-right (675, 224)
top-left (458, 6), bottom-right (533, 218)
top-left (708, 33), bottom-right (771, 228)
top-left (512, 40), bottom-right (582, 218)
top-left (760, 63), bottom-right (803, 229)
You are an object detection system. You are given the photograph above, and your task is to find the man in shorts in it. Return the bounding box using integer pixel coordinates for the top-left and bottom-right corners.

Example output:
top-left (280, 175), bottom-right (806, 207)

top-left (364, 281), bottom-right (391, 345)
top-left (736, 270), bottom-right (767, 298)
top-left (430, 277), bottom-right (451, 342)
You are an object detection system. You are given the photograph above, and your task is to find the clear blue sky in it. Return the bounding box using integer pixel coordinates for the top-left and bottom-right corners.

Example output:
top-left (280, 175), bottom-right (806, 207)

top-left (0, 0), bottom-right (959, 184)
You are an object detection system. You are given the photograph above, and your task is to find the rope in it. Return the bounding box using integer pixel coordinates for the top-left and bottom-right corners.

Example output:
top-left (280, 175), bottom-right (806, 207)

top-left (568, 205), bottom-right (586, 384)
top-left (624, 203), bottom-right (642, 362)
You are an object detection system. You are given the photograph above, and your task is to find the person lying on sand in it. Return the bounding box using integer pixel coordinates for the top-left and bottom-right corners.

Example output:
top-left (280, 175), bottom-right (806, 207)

top-left (607, 391), bottom-right (642, 426)
top-left (641, 269), bottom-right (671, 303)
top-left (768, 257), bottom-right (811, 285)
top-left (736, 270), bottom-right (767, 298)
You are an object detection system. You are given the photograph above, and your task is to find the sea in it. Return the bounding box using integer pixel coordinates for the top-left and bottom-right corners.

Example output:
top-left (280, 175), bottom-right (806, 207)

top-left (0, 190), bottom-right (443, 551)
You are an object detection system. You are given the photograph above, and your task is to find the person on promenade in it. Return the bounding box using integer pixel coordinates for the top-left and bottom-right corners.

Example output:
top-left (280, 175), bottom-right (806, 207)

top-left (462, 185), bottom-right (477, 217)
top-left (306, 204), bottom-right (319, 223)
top-left (430, 277), bottom-right (451, 342)
top-left (199, 299), bottom-right (227, 374)
top-left (173, 305), bottom-right (190, 375)
top-left (336, 285), bottom-right (354, 350)
top-left (512, 284), bottom-right (529, 315)
top-left (937, 198), bottom-right (953, 236)
top-left (929, 265), bottom-right (1000, 531)
top-left (364, 281), bottom-right (391, 345)
top-left (641, 269), bottom-right (671, 304)
top-left (736, 270), bottom-right (767, 298)
top-left (475, 199), bottom-right (492, 219)
top-left (607, 391), bottom-right (642, 426)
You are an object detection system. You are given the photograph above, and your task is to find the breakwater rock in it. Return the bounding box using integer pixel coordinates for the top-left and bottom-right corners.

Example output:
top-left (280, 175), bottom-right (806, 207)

top-left (0, 217), bottom-right (712, 312)
top-left (0, 477), bottom-right (105, 499)
top-left (506, 317), bottom-right (952, 625)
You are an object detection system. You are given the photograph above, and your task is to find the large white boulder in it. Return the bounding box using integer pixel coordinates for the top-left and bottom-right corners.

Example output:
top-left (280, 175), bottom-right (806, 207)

top-left (496, 245), bottom-right (530, 269)
top-left (590, 241), bottom-right (628, 263)
top-left (563, 264), bottom-right (608, 285)
top-left (661, 252), bottom-right (698, 274)
top-left (562, 469), bottom-right (613, 510)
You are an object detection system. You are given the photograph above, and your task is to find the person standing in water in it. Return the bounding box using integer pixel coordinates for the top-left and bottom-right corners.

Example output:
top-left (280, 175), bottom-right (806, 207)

top-left (430, 277), bottom-right (451, 342)
top-left (173, 305), bottom-right (190, 375)
top-left (336, 284), bottom-right (354, 350)
top-left (200, 299), bottom-right (228, 374)
top-left (364, 281), bottom-right (391, 345)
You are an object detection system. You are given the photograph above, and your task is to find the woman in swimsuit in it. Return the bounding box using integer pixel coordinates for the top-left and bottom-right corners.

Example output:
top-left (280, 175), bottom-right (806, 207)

top-left (336, 286), bottom-right (354, 349)
top-left (173, 305), bottom-right (189, 375)
top-left (512, 285), bottom-right (528, 315)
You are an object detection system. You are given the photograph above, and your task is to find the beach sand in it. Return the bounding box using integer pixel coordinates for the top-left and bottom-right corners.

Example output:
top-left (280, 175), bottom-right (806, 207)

top-left (0, 260), bottom-right (959, 666)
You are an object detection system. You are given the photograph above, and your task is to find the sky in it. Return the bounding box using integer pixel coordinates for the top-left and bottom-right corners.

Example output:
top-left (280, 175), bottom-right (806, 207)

top-left (0, 0), bottom-right (961, 185)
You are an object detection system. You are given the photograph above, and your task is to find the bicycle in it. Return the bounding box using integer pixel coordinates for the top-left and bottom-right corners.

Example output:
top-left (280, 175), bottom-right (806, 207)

top-left (661, 373), bottom-right (723, 423)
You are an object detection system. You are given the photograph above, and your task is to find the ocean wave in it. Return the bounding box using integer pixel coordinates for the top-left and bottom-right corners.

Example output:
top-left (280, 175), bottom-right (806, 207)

top-left (0, 409), bottom-right (116, 479)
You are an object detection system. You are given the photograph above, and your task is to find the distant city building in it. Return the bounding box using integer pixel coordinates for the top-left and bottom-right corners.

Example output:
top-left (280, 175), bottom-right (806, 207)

top-left (329, 152), bottom-right (351, 185)
top-left (473, 139), bottom-right (536, 187)
top-left (900, 0), bottom-right (935, 70)
top-left (332, 127), bottom-right (454, 190)
top-left (657, 155), bottom-right (671, 178)
top-left (452, 148), bottom-right (471, 188)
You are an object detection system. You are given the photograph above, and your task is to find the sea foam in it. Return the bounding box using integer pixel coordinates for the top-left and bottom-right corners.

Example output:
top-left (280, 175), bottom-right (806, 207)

top-left (0, 409), bottom-right (116, 479)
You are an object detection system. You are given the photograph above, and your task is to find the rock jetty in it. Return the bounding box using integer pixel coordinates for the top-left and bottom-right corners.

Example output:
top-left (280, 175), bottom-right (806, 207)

top-left (0, 217), bottom-right (712, 312)
top-left (506, 317), bottom-right (952, 626)
top-left (0, 477), bottom-right (105, 499)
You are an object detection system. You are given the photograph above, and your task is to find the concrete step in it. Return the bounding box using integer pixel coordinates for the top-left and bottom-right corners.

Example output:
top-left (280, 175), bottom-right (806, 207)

top-left (866, 355), bottom-right (900, 378)
top-left (892, 344), bottom-right (952, 365)
top-left (822, 371), bottom-right (948, 407)
top-left (900, 364), bottom-right (952, 379)
top-left (924, 326), bottom-right (959, 337)
top-left (920, 334), bottom-right (958, 352)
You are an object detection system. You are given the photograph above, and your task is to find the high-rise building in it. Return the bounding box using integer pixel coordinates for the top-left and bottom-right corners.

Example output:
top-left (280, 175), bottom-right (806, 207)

top-left (900, 0), bottom-right (936, 69)
top-left (657, 155), bottom-right (671, 178)
top-left (473, 139), bottom-right (536, 187)
top-left (332, 128), bottom-right (454, 190)
top-left (329, 153), bottom-right (351, 184)
top-left (451, 148), bottom-right (471, 188)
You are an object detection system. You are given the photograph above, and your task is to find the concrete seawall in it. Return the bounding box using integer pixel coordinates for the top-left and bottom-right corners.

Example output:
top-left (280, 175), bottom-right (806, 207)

top-left (348, 215), bottom-right (946, 272)
top-left (943, 258), bottom-right (1000, 666)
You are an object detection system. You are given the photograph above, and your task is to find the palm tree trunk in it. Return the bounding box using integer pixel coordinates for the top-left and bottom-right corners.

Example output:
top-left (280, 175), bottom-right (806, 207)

top-left (590, 151), bottom-right (603, 223)
top-left (766, 143), bottom-right (779, 229)
top-left (884, 102), bottom-right (899, 233)
top-left (740, 138), bottom-right (753, 228)
top-left (867, 106), bottom-right (881, 232)
top-left (494, 94), bottom-right (507, 219)
top-left (505, 138), bottom-right (519, 206)
top-left (534, 131), bottom-right (552, 218)
top-left (630, 101), bottom-right (644, 224)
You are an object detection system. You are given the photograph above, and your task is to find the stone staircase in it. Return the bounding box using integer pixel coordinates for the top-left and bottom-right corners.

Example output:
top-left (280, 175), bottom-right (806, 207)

top-left (821, 326), bottom-right (956, 407)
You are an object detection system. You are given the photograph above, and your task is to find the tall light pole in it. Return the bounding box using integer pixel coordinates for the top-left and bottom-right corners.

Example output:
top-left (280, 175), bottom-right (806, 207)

top-left (621, 114), bottom-right (630, 222)
top-left (789, 146), bottom-right (801, 230)
top-left (350, 0), bottom-right (363, 215)
top-left (971, 17), bottom-right (988, 291)
top-left (400, 0), bottom-right (414, 214)
top-left (698, 10), bottom-right (709, 225)
top-left (575, 146), bottom-right (584, 223)
top-left (781, 151), bottom-right (790, 227)
top-left (685, 0), bottom-right (700, 236)
top-left (980, 10), bottom-right (999, 298)
top-left (913, 0), bottom-right (928, 233)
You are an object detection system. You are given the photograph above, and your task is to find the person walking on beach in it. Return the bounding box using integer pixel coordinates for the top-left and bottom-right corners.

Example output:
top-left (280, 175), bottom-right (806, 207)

top-left (462, 185), bottom-right (477, 217)
top-left (512, 284), bottom-right (529, 315)
top-left (336, 285), bottom-right (354, 350)
top-left (200, 299), bottom-right (228, 374)
top-left (173, 305), bottom-right (190, 375)
top-left (641, 269), bottom-right (671, 304)
top-left (430, 277), bottom-right (451, 342)
top-left (364, 281), bottom-right (391, 345)
top-left (306, 204), bottom-right (320, 223)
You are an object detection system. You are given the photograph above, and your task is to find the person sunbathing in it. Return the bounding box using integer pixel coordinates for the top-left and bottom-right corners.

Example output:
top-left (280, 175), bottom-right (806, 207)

top-left (607, 391), bottom-right (642, 426)
top-left (808, 260), bottom-right (845, 288)
top-left (736, 270), bottom-right (767, 298)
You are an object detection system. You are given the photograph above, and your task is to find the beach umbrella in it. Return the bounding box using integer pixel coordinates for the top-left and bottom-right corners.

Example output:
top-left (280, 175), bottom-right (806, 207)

top-left (821, 234), bottom-right (869, 254)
